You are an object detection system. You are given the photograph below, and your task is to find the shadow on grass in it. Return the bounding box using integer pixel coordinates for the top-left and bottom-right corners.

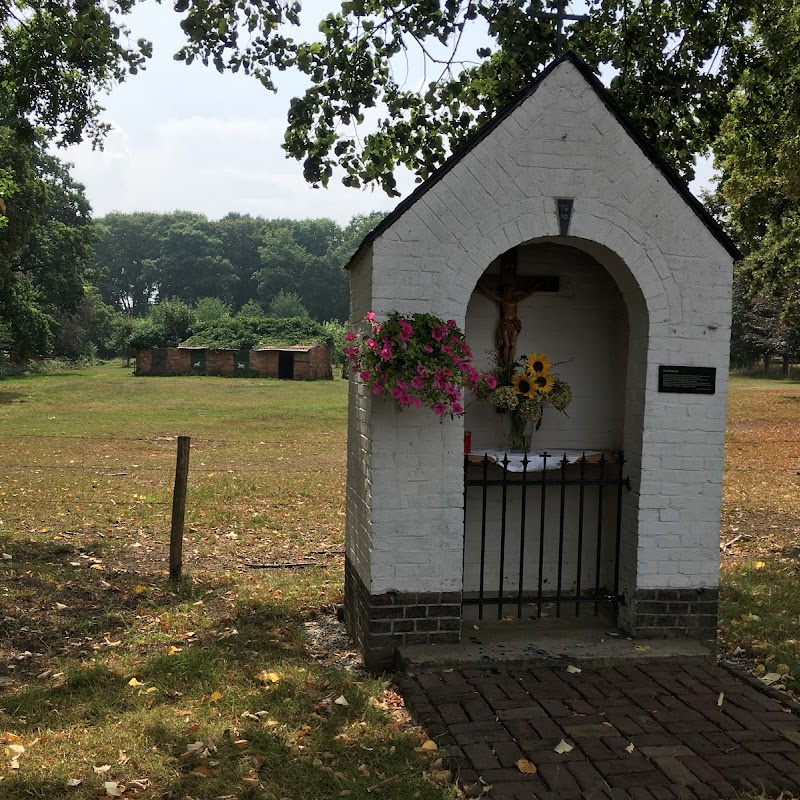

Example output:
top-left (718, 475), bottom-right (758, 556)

top-left (0, 390), bottom-right (29, 403)
top-left (0, 535), bottom-right (312, 680)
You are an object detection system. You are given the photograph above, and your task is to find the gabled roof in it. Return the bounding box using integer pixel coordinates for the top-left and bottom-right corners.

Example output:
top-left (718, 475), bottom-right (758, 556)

top-left (347, 50), bottom-right (740, 266)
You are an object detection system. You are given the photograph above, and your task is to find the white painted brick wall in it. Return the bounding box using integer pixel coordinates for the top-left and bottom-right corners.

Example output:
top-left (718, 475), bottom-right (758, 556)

top-left (346, 58), bottom-right (734, 601)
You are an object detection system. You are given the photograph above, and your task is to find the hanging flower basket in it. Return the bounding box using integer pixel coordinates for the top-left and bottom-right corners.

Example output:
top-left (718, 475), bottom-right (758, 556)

top-left (344, 311), bottom-right (496, 418)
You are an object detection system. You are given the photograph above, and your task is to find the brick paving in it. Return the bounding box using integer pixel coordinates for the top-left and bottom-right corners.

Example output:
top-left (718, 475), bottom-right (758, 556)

top-left (398, 661), bottom-right (800, 799)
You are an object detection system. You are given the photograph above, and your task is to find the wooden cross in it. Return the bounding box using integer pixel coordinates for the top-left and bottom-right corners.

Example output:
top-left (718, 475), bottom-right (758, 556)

top-left (477, 249), bottom-right (559, 367)
top-left (532, 0), bottom-right (590, 55)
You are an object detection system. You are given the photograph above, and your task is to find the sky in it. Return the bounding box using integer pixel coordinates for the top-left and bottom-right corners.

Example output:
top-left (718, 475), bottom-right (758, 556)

top-left (63, 2), bottom-right (715, 226)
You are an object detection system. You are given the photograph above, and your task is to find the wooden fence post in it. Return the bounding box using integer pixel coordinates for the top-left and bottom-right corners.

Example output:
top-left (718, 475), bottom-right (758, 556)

top-left (170, 436), bottom-right (191, 581)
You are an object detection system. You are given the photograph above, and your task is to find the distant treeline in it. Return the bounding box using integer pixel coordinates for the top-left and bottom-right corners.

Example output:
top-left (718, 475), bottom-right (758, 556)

top-left (95, 211), bottom-right (383, 321)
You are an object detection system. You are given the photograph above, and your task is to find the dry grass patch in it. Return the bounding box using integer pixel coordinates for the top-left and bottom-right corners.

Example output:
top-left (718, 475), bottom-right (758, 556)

top-left (720, 376), bottom-right (800, 692)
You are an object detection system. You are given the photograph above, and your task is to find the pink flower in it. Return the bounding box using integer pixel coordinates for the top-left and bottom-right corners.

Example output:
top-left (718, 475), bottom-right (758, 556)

top-left (423, 345), bottom-right (434, 353)
top-left (372, 384), bottom-right (383, 395)
top-left (398, 319), bottom-right (414, 341)
top-left (452, 402), bottom-right (464, 415)
top-left (432, 325), bottom-right (447, 341)
top-left (410, 397), bottom-right (423, 408)
top-left (344, 332), bottom-right (357, 341)
top-left (366, 311), bottom-right (376, 322)
top-left (433, 402), bottom-right (447, 417)
top-left (416, 363), bottom-right (428, 377)
top-left (411, 376), bottom-right (424, 389)
top-left (367, 339), bottom-right (376, 349)
top-left (446, 319), bottom-right (456, 328)
top-left (396, 380), bottom-right (408, 390)
top-left (390, 387), bottom-right (403, 400)
top-left (485, 374), bottom-right (497, 390)
top-left (359, 371), bottom-right (372, 381)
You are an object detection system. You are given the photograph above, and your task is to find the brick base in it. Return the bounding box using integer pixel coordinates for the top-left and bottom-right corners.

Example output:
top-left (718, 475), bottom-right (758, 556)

top-left (344, 556), bottom-right (462, 673)
top-left (631, 588), bottom-right (718, 648)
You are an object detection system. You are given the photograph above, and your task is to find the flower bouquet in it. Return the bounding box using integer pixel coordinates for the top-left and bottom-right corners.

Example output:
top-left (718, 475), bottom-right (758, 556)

top-left (344, 312), bottom-right (496, 418)
top-left (478, 352), bottom-right (572, 451)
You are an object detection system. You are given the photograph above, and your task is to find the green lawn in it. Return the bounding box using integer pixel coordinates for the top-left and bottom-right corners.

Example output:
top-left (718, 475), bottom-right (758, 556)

top-left (0, 363), bottom-right (798, 798)
top-left (0, 362), bottom-right (456, 800)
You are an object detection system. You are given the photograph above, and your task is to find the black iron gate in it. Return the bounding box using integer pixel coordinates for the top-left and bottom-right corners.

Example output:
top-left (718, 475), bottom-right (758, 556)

top-left (463, 451), bottom-right (630, 620)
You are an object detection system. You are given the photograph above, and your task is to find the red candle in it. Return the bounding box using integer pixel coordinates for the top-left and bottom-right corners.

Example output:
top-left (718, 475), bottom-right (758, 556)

top-left (464, 431), bottom-right (472, 454)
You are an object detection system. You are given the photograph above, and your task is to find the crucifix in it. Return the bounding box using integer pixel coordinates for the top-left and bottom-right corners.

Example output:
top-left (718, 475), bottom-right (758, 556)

top-left (532, 0), bottom-right (590, 55)
top-left (477, 248), bottom-right (559, 367)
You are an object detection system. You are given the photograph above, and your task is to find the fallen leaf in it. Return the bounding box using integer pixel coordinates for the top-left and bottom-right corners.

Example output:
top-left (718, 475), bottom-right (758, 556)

top-left (93, 765), bottom-right (112, 774)
top-left (209, 691), bottom-right (223, 702)
top-left (242, 769), bottom-right (260, 787)
top-left (554, 740), bottom-right (574, 754)
top-left (420, 740), bottom-right (438, 751)
top-left (90, 564), bottom-right (104, 571)
top-left (191, 765), bottom-right (213, 777)
top-left (54, 602), bottom-right (68, 611)
top-left (104, 781), bottom-right (124, 797)
top-left (334, 695), bottom-right (349, 707)
top-left (717, 692), bottom-right (724, 707)
top-left (127, 678), bottom-right (144, 687)
top-left (777, 664), bottom-right (791, 675)
top-left (566, 665), bottom-right (582, 674)
top-left (755, 561), bottom-right (766, 569)
top-left (5, 743), bottom-right (24, 758)
top-left (1, 554), bottom-right (12, 560)
top-left (168, 646), bottom-right (182, 655)
top-left (234, 739), bottom-right (248, 749)
top-left (134, 585), bottom-right (147, 594)
top-left (66, 778), bottom-right (83, 787)
top-left (256, 670), bottom-right (280, 685)
top-left (634, 645), bottom-right (650, 652)
top-left (625, 743), bottom-right (635, 753)
top-left (516, 758), bottom-right (537, 774)
top-left (1, 733), bottom-right (21, 744)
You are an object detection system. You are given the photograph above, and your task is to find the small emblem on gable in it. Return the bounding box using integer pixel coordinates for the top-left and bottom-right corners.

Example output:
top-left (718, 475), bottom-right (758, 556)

top-left (556, 198), bottom-right (574, 236)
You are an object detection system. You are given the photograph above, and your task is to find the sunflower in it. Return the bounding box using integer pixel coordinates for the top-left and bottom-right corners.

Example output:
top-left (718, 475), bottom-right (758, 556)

top-left (532, 372), bottom-right (554, 393)
top-left (512, 371), bottom-right (536, 398)
top-left (526, 353), bottom-right (552, 374)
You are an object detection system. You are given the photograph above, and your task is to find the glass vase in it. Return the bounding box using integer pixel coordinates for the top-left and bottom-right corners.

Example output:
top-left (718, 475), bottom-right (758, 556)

top-left (507, 410), bottom-right (531, 452)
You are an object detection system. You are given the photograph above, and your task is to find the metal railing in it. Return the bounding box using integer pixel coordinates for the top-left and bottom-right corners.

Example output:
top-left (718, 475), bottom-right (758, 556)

top-left (463, 451), bottom-right (630, 620)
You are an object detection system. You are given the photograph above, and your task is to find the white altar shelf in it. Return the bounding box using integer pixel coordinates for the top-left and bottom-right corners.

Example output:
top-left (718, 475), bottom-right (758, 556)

top-left (467, 449), bottom-right (607, 473)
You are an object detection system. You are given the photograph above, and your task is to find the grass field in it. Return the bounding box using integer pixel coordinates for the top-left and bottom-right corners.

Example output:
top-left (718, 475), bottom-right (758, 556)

top-left (0, 364), bottom-right (799, 798)
top-left (0, 363), bottom-right (457, 800)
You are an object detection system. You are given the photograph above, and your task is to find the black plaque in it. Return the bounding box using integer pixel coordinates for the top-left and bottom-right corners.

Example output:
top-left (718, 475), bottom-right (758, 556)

top-left (556, 198), bottom-right (574, 235)
top-left (658, 365), bottom-right (716, 395)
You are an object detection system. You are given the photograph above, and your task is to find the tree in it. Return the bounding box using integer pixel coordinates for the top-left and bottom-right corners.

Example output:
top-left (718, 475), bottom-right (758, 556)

top-left (1, 134), bottom-right (96, 357)
top-left (174, 0), bottom-right (754, 194)
top-left (0, 127), bottom-right (48, 283)
top-left (214, 213), bottom-right (270, 310)
top-left (94, 212), bottom-right (163, 315)
top-left (149, 213), bottom-right (239, 305)
top-left (268, 290), bottom-right (309, 318)
top-left (1, 0), bottom-right (150, 147)
top-left (14, 139), bottom-right (97, 314)
top-left (714, 0), bottom-right (800, 324)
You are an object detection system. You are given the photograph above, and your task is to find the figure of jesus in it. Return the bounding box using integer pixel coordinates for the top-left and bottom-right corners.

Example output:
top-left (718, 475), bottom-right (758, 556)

top-left (477, 280), bottom-right (538, 367)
